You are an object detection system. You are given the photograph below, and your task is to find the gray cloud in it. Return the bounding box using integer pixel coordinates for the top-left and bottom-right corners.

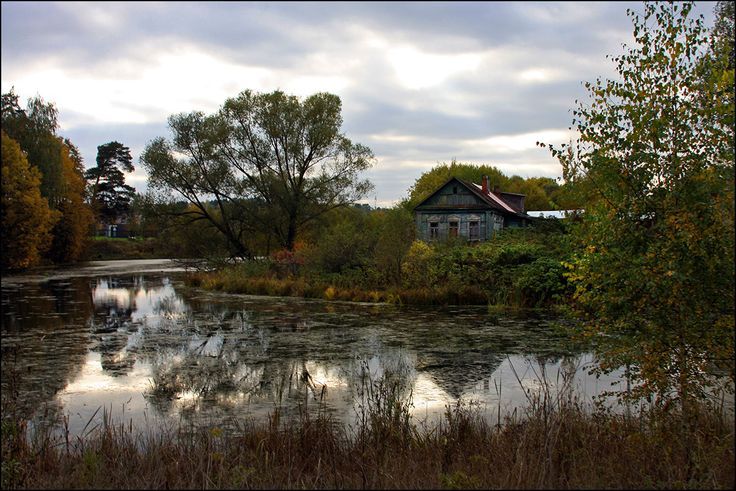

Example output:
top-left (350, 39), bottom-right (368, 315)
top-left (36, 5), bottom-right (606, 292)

top-left (2, 1), bottom-right (718, 206)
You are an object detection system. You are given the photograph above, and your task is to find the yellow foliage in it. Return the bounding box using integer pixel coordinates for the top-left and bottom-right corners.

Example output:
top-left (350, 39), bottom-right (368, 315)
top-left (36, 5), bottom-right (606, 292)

top-left (1, 131), bottom-right (57, 270)
top-left (324, 286), bottom-right (336, 300)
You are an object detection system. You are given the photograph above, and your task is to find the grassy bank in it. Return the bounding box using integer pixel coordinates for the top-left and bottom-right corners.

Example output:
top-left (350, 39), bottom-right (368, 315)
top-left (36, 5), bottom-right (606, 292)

top-left (187, 226), bottom-right (573, 307)
top-left (185, 270), bottom-right (492, 306)
top-left (2, 390), bottom-right (733, 489)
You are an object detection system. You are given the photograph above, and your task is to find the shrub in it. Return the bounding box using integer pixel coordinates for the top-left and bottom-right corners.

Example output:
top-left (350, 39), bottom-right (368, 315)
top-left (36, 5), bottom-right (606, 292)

top-left (513, 257), bottom-right (567, 307)
top-left (492, 243), bottom-right (542, 266)
top-left (401, 241), bottom-right (437, 288)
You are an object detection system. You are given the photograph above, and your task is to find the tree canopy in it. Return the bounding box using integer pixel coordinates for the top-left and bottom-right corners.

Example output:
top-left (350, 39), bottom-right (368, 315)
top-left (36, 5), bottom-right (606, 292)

top-left (404, 159), bottom-right (581, 211)
top-left (85, 141), bottom-right (136, 224)
top-left (141, 89), bottom-right (374, 257)
top-left (1, 130), bottom-right (57, 270)
top-left (1, 89), bottom-right (94, 264)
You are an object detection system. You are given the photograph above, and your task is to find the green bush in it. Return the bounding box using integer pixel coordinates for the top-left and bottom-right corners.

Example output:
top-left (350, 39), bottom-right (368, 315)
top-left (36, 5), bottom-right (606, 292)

top-left (401, 241), bottom-right (437, 289)
top-left (492, 243), bottom-right (541, 266)
top-left (513, 257), bottom-right (567, 307)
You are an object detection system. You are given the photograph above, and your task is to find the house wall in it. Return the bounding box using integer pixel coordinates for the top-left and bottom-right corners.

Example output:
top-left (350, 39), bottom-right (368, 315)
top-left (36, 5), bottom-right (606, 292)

top-left (498, 192), bottom-right (525, 213)
top-left (415, 210), bottom-right (504, 242)
top-left (413, 180), bottom-right (529, 242)
top-left (504, 216), bottom-right (526, 228)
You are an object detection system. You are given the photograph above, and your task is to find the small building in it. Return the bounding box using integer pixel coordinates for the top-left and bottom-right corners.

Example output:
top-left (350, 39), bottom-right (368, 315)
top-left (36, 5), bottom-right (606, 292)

top-left (96, 222), bottom-right (131, 238)
top-left (526, 210), bottom-right (583, 219)
top-left (413, 176), bottom-right (531, 242)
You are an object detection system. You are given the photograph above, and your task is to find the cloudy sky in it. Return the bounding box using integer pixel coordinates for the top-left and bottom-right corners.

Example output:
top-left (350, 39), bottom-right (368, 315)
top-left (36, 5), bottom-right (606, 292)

top-left (1, 1), bottom-right (717, 206)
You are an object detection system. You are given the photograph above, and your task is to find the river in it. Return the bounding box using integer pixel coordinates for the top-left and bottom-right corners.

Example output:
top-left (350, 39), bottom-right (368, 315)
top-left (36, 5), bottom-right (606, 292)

top-left (2, 259), bottom-right (626, 438)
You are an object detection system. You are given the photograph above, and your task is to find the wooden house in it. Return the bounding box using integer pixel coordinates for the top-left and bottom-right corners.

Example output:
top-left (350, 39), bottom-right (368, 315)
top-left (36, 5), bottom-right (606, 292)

top-left (413, 176), bottom-right (531, 242)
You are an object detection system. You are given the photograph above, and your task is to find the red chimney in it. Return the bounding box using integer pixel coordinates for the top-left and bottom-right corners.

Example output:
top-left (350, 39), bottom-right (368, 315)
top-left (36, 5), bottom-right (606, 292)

top-left (482, 175), bottom-right (489, 194)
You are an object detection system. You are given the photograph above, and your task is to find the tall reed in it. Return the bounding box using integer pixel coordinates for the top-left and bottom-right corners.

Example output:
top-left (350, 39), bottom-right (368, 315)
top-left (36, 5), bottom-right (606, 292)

top-left (2, 366), bottom-right (733, 489)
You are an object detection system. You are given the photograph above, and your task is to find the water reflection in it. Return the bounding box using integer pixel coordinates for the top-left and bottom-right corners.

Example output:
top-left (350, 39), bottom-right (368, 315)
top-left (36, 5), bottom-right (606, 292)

top-left (2, 265), bottom-right (625, 439)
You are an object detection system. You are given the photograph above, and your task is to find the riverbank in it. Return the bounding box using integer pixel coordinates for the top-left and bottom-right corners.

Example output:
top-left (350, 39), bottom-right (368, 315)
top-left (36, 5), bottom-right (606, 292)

top-left (186, 228), bottom-right (572, 307)
top-left (2, 391), bottom-right (733, 489)
top-left (185, 270), bottom-right (495, 306)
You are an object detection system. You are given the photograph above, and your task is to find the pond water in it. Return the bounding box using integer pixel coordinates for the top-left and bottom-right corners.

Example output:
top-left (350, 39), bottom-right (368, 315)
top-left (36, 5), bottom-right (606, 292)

top-left (2, 259), bottom-right (625, 438)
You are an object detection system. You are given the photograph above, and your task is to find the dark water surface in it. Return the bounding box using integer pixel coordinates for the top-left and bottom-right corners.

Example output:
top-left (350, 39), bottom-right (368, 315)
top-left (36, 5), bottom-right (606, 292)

top-left (2, 260), bottom-right (624, 438)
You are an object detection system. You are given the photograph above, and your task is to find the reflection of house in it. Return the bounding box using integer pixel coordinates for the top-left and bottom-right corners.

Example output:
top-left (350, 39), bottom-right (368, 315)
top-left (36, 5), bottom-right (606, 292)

top-left (414, 176), bottom-right (531, 242)
top-left (417, 353), bottom-right (504, 399)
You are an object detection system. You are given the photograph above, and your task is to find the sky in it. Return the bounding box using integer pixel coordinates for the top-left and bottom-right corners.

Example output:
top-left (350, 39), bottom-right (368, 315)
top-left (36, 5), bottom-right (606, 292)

top-left (1, 1), bottom-right (718, 207)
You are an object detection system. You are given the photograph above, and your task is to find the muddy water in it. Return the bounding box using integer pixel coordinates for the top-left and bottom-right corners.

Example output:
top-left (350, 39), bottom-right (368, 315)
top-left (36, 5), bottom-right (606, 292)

top-left (2, 260), bottom-right (623, 438)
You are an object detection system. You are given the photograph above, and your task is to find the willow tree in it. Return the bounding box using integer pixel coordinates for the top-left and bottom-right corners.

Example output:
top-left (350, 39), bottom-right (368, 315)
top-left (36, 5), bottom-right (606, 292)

top-left (141, 90), bottom-right (374, 257)
top-left (540, 1), bottom-right (734, 414)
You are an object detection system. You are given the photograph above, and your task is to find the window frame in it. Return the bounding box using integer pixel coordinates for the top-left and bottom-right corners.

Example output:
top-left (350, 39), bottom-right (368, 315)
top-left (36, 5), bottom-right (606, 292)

top-left (429, 221), bottom-right (439, 240)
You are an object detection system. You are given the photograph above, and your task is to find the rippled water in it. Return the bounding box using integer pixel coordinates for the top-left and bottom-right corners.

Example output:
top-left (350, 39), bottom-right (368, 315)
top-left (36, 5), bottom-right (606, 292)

top-left (2, 260), bottom-right (624, 438)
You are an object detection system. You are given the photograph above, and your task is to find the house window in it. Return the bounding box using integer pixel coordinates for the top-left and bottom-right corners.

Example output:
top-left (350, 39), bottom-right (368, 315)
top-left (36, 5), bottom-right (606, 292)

top-left (449, 220), bottom-right (459, 238)
top-left (429, 222), bottom-right (439, 239)
top-left (469, 221), bottom-right (480, 240)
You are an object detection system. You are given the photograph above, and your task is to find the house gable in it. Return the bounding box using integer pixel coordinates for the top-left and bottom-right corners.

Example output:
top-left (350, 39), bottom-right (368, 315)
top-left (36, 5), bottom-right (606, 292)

top-left (414, 177), bottom-right (492, 211)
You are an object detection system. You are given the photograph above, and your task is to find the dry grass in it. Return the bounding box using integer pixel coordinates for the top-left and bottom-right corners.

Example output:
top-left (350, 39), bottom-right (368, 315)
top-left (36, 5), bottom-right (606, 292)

top-left (185, 272), bottom-right (492, 306)
top-left (2, 373), bottom-right (734, 490)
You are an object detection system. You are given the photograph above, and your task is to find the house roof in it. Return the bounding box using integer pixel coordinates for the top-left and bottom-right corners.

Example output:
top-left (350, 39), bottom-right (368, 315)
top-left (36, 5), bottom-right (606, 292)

top-left (413, 176), bottom-right (528, 217)
top-left (467, 182), bottom-right (519, 213)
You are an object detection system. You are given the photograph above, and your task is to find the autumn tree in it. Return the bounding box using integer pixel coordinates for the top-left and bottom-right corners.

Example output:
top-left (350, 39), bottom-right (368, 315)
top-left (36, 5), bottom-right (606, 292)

top-left (1, 131), bottom-right (57, 270)
top-left (141, 89), bottom-right (374, 257)
top-left (1, 89), bottom-right (94, 263)
top-left (1, 90), bottom-right (65, 204)
top-left (85, 141), bottom-right (136, 224)
top-left (540, 1), bottom-right (734, 417)
top-left (48, 142), bottom-right (95, 263)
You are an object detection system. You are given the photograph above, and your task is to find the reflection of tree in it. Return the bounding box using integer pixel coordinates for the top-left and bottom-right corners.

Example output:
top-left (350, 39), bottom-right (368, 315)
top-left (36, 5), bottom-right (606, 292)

top-left (85, 275), bottom-right (193, 377)
top-left (399, 308), bottom-right (575, 400)
top-left (4, 271), bottom-right (588, 432)
top-left (136, 292), bottom-right (587, 430)
top-left (1, 277), bottom-right (92, 419)
top-left (143, 310), bottom-right (265, 407)
top-left (89, 277), bottom-right (138, 376)
top-left (139, 302), bottom-right (423, 427)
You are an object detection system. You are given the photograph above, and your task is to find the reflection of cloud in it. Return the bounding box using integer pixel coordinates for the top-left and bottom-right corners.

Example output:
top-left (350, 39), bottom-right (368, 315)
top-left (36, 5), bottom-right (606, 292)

top-left (63, 353), bottom-right (149, 394)
top-left (93, 279), bottom-right (132, 310)
top-left (303, 362), bottom-right (348, 390)
top-left (411, 373), bottom-right (452, 413)
top-left (91, 277), bottom-right (188, 324)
